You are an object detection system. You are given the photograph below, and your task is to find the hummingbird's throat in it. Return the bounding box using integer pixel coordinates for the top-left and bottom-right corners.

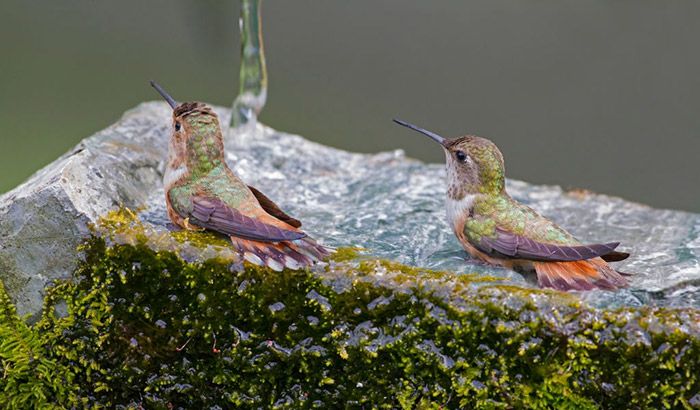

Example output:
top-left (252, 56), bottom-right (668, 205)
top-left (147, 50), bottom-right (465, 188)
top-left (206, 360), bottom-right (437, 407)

top-left (445, 153), bottom-right (481, 199)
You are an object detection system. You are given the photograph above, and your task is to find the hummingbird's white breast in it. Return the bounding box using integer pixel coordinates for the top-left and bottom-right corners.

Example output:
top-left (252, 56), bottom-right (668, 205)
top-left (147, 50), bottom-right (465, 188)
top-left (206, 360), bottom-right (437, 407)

top-left (446, 194), bottom-right (476, 233)
top-left (164, 133), bottom-right (188, 190)
top-left (163, 163), bottom-right (187, 190)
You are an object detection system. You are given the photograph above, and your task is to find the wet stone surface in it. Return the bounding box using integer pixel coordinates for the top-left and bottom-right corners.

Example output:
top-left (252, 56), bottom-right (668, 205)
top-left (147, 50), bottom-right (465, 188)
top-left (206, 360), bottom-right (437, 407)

top-left (1, 102), bottom-right (699, 316)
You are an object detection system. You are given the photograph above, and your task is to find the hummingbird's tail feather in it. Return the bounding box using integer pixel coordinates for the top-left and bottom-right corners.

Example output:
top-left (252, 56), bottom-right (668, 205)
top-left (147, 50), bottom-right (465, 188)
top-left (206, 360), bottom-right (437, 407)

top-left (616, 270), bottom-right (634, 277)
top-left (291, 237), bottom-right (332, 261)
top-left (533, 258), bottom-right (629, 291)
top-left (231, 236), bottom-right (331, 272)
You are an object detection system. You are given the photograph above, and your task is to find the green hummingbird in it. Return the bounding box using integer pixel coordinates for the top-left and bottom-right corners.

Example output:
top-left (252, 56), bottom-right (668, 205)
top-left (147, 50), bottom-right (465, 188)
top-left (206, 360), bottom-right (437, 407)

top-left (150, 81), bottom-right (329, 271)
top-left (394, 119), bottom-right (630, 291)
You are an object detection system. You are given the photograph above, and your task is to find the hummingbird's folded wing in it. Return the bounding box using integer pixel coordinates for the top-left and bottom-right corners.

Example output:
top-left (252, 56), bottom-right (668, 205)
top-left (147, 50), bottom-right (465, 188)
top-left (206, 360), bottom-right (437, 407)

top-left (189, 196), bottom-right (306, 242)
top-left (476, 227), bottom-right (620, 262)
top-left (247, 185), bottom-right (302, 228)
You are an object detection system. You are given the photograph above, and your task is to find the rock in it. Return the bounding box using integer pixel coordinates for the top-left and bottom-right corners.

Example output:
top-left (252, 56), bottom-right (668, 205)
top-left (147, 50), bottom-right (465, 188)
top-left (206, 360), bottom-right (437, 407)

top-left (0, 105), bottom-right (164, 317)
top-left (1, 102), bottom-right (699, 316)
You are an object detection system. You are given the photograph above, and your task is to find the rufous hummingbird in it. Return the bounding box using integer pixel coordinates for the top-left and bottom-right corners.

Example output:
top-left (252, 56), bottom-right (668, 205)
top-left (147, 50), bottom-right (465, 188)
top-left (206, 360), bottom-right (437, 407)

top-left (393, 119), bottom-right (630, 291)
top-left (150, 81), bottom-right (329, 271)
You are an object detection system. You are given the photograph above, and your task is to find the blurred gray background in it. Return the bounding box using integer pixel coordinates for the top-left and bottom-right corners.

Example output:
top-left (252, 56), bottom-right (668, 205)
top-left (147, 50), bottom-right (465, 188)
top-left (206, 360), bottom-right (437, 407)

top-left (1, 1), bottom-right (698, 211)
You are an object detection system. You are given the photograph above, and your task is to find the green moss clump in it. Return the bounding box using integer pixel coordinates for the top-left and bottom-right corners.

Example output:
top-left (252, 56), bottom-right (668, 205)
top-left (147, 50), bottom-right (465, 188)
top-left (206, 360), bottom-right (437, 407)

top-left (328, 246), bottom-right (364, 263)
top-left (0, 237), bottom-right (699, 409)
top-left (95, 207), bottom-right (239, 263)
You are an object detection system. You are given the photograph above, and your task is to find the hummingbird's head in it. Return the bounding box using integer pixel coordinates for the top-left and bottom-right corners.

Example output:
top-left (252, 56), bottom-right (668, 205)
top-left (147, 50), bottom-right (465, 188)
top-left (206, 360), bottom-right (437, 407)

top-left (393, 119), bottom-right (505, 199)
top-left (150, 81), bottom-right (225, 172)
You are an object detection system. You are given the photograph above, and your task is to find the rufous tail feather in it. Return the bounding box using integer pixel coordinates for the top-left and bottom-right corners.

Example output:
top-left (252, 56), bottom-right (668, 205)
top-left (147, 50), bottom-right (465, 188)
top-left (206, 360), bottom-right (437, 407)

top-left (232, 237), bottom-right (331, 271)
top-left (534, 258), bottom-right (629, 291)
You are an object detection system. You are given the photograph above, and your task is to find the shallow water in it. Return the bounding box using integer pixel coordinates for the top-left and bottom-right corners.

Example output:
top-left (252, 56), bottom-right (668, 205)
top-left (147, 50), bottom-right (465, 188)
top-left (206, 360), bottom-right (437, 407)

top-left (136, 104), bottom-right (700, 309)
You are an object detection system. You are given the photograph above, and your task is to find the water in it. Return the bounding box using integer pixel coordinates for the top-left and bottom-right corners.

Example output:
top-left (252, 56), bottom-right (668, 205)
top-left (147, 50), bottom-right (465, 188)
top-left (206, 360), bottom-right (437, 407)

top-left (134, 103), bottom-right (700, 309)
top-left (230, 0), bottom-right (267, 128)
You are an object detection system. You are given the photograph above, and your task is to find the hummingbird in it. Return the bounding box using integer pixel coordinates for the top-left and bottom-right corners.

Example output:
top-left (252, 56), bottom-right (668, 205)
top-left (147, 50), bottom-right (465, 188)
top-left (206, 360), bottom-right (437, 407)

top-left (393, 119), bottom-right (630, 291)
top-left (150, 81), bottom-right (329, 271)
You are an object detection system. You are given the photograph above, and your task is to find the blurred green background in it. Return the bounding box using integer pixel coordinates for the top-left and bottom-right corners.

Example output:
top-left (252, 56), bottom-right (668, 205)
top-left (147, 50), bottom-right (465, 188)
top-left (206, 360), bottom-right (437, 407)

top-left (1, 1), bottom-right (699, 211)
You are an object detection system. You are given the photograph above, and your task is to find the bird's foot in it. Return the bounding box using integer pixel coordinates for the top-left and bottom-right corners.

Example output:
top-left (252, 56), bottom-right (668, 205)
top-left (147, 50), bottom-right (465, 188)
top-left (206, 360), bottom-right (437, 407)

top-left (183, 217), bottom-right (205, 231)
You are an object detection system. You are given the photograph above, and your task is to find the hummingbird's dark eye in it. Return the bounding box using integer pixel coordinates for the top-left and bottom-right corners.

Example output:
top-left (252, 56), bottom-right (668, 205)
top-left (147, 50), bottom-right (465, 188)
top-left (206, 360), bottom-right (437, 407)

top-left (455, 150), bottom-right (468, 163)
top-left (175, 122), bottom-right (181, 131)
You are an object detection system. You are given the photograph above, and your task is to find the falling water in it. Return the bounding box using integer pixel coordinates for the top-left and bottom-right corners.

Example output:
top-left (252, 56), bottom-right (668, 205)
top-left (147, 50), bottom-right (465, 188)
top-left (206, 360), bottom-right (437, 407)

top-left (230, 0), bottom-right (267, 129)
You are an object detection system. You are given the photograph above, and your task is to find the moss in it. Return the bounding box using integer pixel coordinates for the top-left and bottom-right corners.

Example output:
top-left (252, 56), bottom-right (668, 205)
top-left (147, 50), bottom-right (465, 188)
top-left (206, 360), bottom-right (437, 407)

top-left (96, 207), bottom-right (149, 242)
top-left (486, 284), bottom-right (581, 305)
top-left (0, 209), bottom-right (699, 408)
top-left (329, 246), bottom-right (364, 263)
top-left (357, 258), bottom-right (503, 284)
top-left (169, 229), bottom-right (232, 249)
top-left (95, 208), bottom-right (239, 262)
top-left (0, 282), bottom-right (81, 408)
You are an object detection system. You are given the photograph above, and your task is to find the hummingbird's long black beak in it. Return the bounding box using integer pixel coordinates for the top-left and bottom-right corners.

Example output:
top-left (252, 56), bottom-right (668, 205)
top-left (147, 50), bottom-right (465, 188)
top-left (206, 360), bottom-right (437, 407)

top-left (150, 80), bottom-right (178, 109)
top-left (392, 118), bottom-right (446, 146)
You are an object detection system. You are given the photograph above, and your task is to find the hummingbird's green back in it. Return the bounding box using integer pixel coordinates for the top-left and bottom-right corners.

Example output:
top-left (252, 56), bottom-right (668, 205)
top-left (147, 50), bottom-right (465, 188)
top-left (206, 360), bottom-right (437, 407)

top-left (465, 195), bottom-right (578, 246)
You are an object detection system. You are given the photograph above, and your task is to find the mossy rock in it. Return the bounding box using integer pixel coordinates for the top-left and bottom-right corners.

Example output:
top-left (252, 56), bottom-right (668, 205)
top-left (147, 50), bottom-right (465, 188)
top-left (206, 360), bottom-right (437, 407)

top-left (0, 210), bottom-right (699, 409)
